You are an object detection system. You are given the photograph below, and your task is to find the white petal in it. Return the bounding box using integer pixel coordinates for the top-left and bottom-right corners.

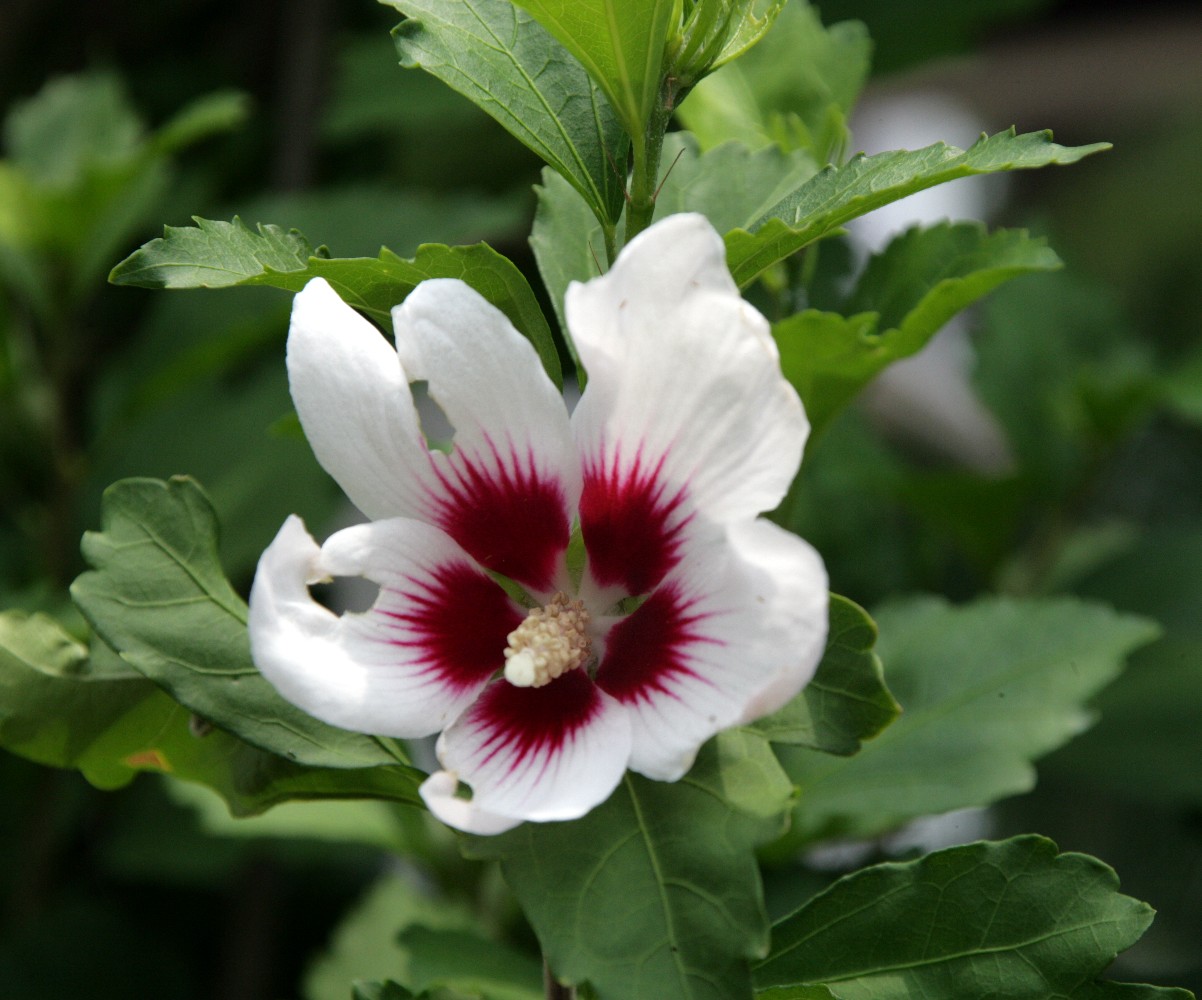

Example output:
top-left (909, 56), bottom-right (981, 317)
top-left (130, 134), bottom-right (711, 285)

top-left (289, 277), bottom-right (579, 592)
top-left (568, 213), bottom-right (808, 529)
top-left (429, 671), bottom-right (631, 830)
top-left (595, 518), bottom-right (828, 781)
top-left (248, 515), bottom-right (522, 738)
top-left (393, 280), bottom-right (581, 592)
top-left (420, 771), bottom-right (523, 836)
top-left (287, 278), bottom-right (428, 520)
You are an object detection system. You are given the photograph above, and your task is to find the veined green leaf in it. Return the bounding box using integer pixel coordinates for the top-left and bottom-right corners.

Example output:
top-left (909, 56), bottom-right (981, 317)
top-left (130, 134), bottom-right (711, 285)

top-left (0, 611), bottom-right (422, 815)
top-left (749, 594), bottom-right (898, 755)
top-left (775, 596), bottom-right (1158, 845)
top-left (70, 476), bottom-right (412, 772)
top-left (386, 0), bottom-right (628, 225)
top-left (755, 836), bottom-right (1191, 1000)
top-left (509, 0), bottom-right (676, 147)
top-left (109, 216), bottom-right (560, 386)
top-left (726, 129), bottom-right (1110, 286)
top-left (775, 222), bottom-right (1062, 435)
top-left (466, 730), bottom-right (793, 1000)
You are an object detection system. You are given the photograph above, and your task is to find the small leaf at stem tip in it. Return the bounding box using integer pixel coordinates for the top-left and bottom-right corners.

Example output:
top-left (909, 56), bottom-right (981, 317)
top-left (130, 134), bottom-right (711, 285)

top-left (507, 0), bottom-right (677, 148)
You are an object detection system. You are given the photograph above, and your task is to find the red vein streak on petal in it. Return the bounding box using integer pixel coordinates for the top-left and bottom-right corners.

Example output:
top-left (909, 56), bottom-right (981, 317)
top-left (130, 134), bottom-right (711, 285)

top-left (580, 446), bottom-right (690, 595)
top-left (595, 583), bottom-right (722, 706)
top-left (378, 561), bottom-right (523, 693)
top-left (468, 671), bottom-right (603, 776)
top-left (429, 438), bottom-right (569, 591)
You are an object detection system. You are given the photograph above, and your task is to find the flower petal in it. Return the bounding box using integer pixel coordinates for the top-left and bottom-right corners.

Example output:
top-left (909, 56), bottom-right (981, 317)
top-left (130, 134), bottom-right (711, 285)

top-left (420, 771), bottom-right (524, 836)
top-left (394, 280), bottom-right (580, 592)
top-left (248, 515), bottom-right (522, 738)
top-left (594, 518), bottom-right (827, 781)
top-left (428, 671), bottom-right (631, 829)
top-left (287, 278), bottom-right (429, 520)
top-left (568, 214), bottom-right (808, 540)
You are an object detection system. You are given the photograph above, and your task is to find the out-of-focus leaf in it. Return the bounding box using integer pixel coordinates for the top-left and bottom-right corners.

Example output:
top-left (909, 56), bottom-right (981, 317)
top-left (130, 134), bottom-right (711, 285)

top-left (110, 217), bottom-right (560, 385)
top-left (775, 596), bottom-right (1157, 845)
top-left (400, 927), bottom-right (542, 1000)
top-left (352, 984), bottom-right (421, 1000)
top-left (305, 873), bottom-right (476, 1000)
top-left (466, 730), bottom-right (793, 1000)
top-left (150, 89), bottom-right (250, 154)
top-left (1046, 527), bottom-right (1202, 807)
top-left (4, 73), bottom-right (142, 187)
top-left (749, 594), bottom-right (897, 755)
top-left (774, 222), bottom-right (1061, 435)
top-left (755, 836), bottom-right (1190, 1000)
top-left (678, 1), bottom-right (870, 161)
top-left (726, 129), bottom-right (1109, 287)
top-left (71, 477), bottom-right (410, 771)
top-left (387, 0), bottom-right (628, 225)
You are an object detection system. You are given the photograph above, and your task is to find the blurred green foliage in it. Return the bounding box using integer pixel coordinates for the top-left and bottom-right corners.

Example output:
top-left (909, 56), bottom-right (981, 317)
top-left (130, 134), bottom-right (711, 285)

top-left (0, 0), bottom-right (1199, 997)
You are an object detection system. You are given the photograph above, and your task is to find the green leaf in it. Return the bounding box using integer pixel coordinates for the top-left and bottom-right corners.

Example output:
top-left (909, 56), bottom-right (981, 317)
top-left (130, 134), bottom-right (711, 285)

top-left (400, 927), bottom-right (542, 1000)
top-left (725, 129), bottom-right (1110, 287)
top-left (352, 984), bottom-right (421, 1000)
top-left (387, 0), bottom-right (628, 226)
top-left (530, 167), bottom-right (603, 346)
top-left (755, 836), bottom-right (1190, 1000)
top-left (304, 872), bottom-right (477, 1000)
top-left (466, 730), bottom-right (793, 1000)
top-left (0, 610), bottom-right (141, 788)
top-left (110, 217), bottom-right (560, 386)
top-left (654, 133), bottom-right (818, 236)
top-left (677, 1), bottom-right (870, 161)
top-left (70, 476), bottom-right (409, 771)
top-left (775, 223), bottom-right (1062, 435)
top-left (508, 0), bottom-right (675, 148)
top-left (4, 72), bottom-right (142, 187)
top-left (0, 611), bottom-right (423, 815)
top-left (1046, 527), bottom-right (1202, 808)
top-left (774, 596), bottom-right (1158, 845)
top-left (530, 133), bottom-right (816, 337)
top-left (749, 595), bottom-right (898, 755)
top-left (150, 89), bottom-right (250, 154)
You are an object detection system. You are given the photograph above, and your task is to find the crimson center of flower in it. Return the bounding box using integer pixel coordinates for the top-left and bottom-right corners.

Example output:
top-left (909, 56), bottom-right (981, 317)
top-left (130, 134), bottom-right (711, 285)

top-left (503, 592), bottom-right (592, 688)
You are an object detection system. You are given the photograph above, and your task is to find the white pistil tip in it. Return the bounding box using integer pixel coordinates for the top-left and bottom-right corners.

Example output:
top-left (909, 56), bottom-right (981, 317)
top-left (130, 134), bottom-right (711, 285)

top-left (504, 650), bottom-right (539, 688)
top-left (503, 592), bottom-right (592, 688)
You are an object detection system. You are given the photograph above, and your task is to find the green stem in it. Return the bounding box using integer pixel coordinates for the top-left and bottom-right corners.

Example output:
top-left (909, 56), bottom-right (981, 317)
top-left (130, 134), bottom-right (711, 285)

top-left (623, 76), bottom-right (678, 244)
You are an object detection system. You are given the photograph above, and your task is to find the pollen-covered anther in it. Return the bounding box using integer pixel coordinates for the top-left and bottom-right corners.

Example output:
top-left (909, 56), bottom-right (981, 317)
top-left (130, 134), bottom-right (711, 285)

top-left (503, 592), bottom-right (592, 688)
